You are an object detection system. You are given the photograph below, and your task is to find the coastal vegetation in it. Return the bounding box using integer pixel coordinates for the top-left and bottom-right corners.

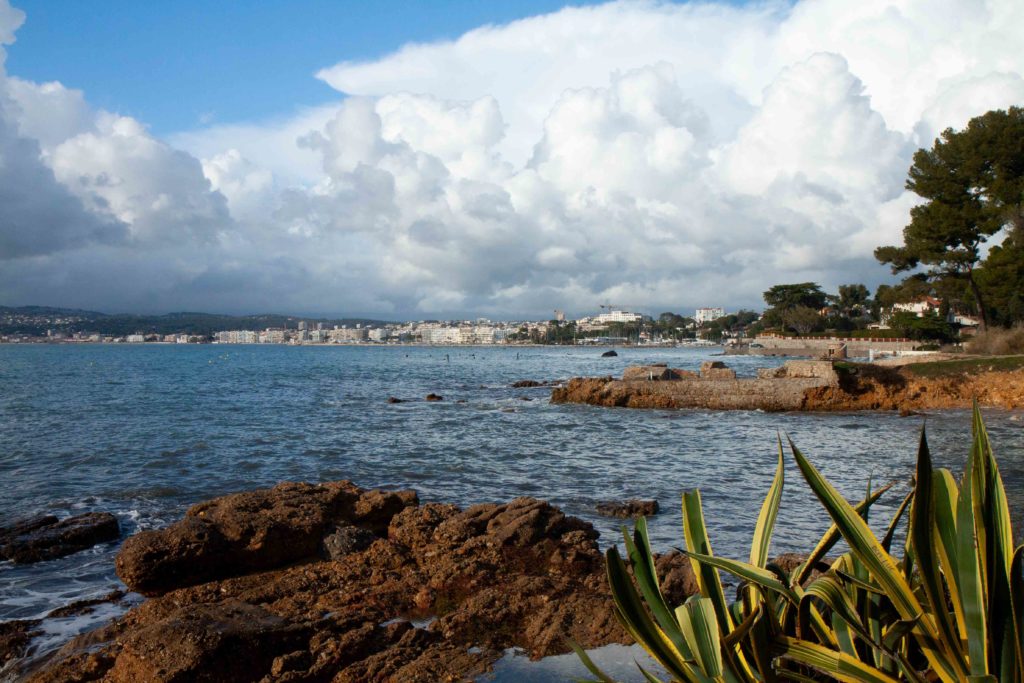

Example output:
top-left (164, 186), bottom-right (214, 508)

top-left (875, 106), bottom-right (1024, 330)
top-left (580, 405), bottom-right (1023, 682)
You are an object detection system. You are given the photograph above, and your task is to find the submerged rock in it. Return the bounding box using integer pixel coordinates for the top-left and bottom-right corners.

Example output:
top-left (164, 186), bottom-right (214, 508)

top-left (511, 380), bottom-right (545, 388)
top-left (0, 512), bottom-right (120, 564)
top-left (595, 500), bottom-right (660, 518)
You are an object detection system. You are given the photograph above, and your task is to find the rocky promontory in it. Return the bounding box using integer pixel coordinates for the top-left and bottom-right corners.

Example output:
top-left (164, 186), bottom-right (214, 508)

top-left (552, 358), bottom-right (1024, 412)
top-left (24, 481), bottom-right (696, 682)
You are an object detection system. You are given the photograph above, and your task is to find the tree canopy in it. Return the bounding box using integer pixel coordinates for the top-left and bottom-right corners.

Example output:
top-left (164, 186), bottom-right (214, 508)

top-left (762, 283), bottom-right (827, 310)
top-left (875, 106), bottom-right (1024, 327)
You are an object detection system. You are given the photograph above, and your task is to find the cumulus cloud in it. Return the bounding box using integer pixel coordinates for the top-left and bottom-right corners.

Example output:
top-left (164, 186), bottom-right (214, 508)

top-left (3, 0), bottom-right (1024, 316)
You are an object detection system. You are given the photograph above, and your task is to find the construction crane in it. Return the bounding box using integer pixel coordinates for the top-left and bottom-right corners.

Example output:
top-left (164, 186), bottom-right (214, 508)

top-left (598, 303), bottom-right (642, 314)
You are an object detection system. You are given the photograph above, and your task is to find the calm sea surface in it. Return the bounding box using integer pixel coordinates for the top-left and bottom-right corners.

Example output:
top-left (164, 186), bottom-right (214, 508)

top-left (2, 344), bottom-right (1023, 671)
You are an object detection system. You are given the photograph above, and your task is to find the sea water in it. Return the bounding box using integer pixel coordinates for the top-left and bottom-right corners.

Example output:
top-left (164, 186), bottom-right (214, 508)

top-left (1, 344), bottom-right (1022, 676)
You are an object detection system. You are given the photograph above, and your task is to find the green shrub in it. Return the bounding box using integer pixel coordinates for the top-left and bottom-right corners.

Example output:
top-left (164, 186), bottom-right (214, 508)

top-left (576, 404), bottom-right (1023, 682)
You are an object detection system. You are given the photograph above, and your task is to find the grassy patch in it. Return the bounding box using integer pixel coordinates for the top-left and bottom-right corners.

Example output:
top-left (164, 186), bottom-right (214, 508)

top-left (901, 354), bottom-right (1024, 378)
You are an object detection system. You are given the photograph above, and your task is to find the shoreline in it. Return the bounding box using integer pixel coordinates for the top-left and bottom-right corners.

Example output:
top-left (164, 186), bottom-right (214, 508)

top-left (551, 356), bottom-right (1024, 412)
top-left (7, 481), bottom-right (696, 682)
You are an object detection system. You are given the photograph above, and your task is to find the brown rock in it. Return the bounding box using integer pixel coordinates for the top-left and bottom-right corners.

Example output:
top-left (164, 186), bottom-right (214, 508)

top-left (31, 486), bottom-right (692, 683)
top-left (595, 499), bottom-right (660, 518)
top-left (1, 619), bottom-right (41, 668)
top-left (387, 397), bottom-right (405, 403)
top-left (0, 512), bottom-right (120, 564)
top-left (106, 600), bottom-right (310, 683)
top-left (511, 380), bottom-right (544, 388)
top-left (425, 393), bottom-right (444, 401)
top-left (115, 481), bottom-right (416, 596)
top-left (622, 366), bottom-right (691, 381)
top-left (655, 551), bottom-right (699, 606)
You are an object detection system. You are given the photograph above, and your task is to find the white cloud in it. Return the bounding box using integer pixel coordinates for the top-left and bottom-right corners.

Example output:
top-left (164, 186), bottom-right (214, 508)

top-left (3, 0), bottom-right (1024, 317)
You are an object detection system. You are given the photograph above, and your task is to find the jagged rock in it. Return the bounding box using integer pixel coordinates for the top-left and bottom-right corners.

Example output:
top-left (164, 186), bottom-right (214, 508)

top-left (115, 481), bottom-right (417, 596)
top-left (321, 524), bottom-right (377, 560)
top-left (107, 600), bottom-right (311, 683)
top-left (595, 499), bottom-right (660, 518)
top-left (0, 512), bottom-right (120, 564)
top-left (34, 485), bottom-right (659, 683)
top-left (1, 619), bottom-right (41, 668)
top-left (511, 380), bottom-right (544, 388)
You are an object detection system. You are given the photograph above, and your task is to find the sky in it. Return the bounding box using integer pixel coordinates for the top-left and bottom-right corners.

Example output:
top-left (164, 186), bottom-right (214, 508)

top-left (1, 0), bottom-right (1023, 319)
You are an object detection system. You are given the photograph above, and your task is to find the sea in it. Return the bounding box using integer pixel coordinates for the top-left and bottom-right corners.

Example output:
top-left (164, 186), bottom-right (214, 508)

top-left (2, 343), bottom-right (1022, 680)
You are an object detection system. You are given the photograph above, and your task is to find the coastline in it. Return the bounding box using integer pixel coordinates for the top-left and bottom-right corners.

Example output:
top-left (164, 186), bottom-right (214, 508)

top-left (551, 357), bottom-right (1024, 412)
top-left (8, 481), bottom-right (695, 682)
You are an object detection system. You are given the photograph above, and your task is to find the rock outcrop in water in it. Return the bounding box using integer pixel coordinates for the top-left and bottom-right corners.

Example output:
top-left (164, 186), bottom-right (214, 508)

top-left (29, 481), bottom-right (697, 682)
top-left (552, 360), bottom-right (1024, 411)
top-left (595, 500), bottom-right (660, 518)
top-left (0, 512), bottom-right (120, 564)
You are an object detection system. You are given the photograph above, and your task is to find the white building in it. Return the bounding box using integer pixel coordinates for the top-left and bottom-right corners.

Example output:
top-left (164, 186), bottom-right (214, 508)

top-left (695, 307), bottom-right (725, 324)
top-left (419, 325), bottom-right (461, 344)
top-left (217, 330), bottom-right (259, 344)
top-left (592, 310), bottom-right (642, 325)
top-left (328, 327), bottom-right (368, 343)
top-left (891, 297), bottom-right (941, 317)
top-left (258, 329), bottom-right (285, 344)
top-left (126, 334), bottom-right (146, 343)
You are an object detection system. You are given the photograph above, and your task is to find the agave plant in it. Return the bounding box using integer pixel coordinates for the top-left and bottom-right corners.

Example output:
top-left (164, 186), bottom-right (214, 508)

top-left (574, 404), bottom-right (1024, 682)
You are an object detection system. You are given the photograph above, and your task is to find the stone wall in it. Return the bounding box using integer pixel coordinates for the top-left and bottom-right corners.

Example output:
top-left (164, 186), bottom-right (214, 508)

top-left (750, 335), bottom-right (917, 357)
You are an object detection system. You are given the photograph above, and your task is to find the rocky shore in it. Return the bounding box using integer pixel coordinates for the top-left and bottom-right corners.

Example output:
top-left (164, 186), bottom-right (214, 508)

top-left (15, 481), bottom-right (697, 682)
top-left (552, 358), bottom-right (1024, 411)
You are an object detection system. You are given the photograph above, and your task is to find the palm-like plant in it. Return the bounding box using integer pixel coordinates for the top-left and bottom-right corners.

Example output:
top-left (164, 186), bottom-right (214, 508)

top-left (574, 404), bottom-right (1024, 682)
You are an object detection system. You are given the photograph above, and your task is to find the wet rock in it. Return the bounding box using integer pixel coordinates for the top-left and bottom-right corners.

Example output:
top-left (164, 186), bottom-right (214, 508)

top-left (601, 350), bottom-right (618, 357)
top-left (386, 397), bottom-right (405, 404)
top-left (33, 485), bottom-right (685, 683)
top-left (46, 590), bottom-right (126, 619)
top-left (321, 523), bottom-right (377, 560)
top-left (595, 499), bottom-right (660, 518)
top-left (0, 512), bottom-right (120, 564)
top-left (115, 481), bottom-right (416, 596)
top-left (425, 393), bottom-right (444, 402)
top-left (511, 380), bottom-right (544, 388)
top-left (1, 619), bottom-right (41, 668)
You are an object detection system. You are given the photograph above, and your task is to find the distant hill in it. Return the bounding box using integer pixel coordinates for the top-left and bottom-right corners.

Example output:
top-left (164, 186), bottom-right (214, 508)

top-left (0, 306), bottom-right (393, 337)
